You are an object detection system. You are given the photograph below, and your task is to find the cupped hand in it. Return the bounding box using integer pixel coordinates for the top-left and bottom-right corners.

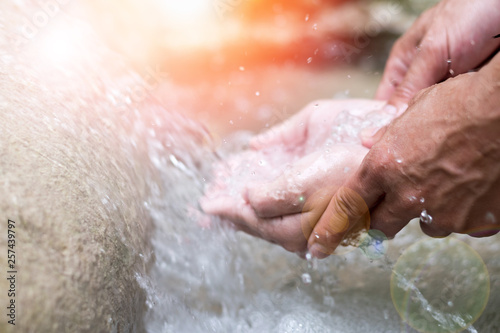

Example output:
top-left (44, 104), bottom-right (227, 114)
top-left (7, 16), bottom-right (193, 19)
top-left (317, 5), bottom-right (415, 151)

top-left (376, 0), bottom-right (500, 111)
top-left (201, 99), bottom-right (393, 254)
top-left (309, 56), bottom-right (500, 259)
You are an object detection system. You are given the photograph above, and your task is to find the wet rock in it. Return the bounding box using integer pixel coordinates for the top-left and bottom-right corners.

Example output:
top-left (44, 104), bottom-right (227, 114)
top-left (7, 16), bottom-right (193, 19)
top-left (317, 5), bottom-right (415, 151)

top-left (0, 2), bottom-right (170, 332)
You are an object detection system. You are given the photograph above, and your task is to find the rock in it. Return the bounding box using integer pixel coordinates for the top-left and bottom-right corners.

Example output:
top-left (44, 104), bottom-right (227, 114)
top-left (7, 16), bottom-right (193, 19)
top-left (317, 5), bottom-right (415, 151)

top-left (0, 2), bottom-right (172, 331)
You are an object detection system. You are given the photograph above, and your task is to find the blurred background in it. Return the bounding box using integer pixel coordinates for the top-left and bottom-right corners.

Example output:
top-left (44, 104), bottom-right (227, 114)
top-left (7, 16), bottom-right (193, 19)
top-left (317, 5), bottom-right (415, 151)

top-left (78, 0), bottom-right (439, 138)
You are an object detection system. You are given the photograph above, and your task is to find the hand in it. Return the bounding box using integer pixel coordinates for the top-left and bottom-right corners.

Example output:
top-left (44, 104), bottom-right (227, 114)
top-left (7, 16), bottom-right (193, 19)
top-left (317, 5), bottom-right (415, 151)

top-left (376, 0), bottom-right (500, 111)
top-left (201, 99), bottom-right (392, 254)
top-left (309, 56), bottom-right (500, 259)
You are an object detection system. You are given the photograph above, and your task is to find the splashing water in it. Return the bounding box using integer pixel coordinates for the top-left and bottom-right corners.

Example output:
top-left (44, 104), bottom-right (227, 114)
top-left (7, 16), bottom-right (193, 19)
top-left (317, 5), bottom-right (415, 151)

top-left (3, 2), bottom-right (500, 332)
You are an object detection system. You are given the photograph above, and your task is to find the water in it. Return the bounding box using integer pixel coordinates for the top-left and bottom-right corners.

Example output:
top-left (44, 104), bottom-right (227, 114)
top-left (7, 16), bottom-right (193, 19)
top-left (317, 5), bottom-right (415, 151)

top-left (3, 1), bottom-right (500, 332)
top-left (420, 209), bottom-right (433, 225)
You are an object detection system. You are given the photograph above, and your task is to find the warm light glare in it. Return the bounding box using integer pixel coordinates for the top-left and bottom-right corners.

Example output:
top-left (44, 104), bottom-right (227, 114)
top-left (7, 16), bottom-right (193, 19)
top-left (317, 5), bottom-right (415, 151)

top-left (161, 0), bottom-right (213, 25)
top-left (39, 27), bottom-right (82, 66)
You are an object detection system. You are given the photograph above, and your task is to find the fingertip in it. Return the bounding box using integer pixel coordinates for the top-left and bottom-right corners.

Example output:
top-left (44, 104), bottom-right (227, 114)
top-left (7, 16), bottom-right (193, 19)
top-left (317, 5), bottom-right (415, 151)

top-left (249, 135), bottom-right (265, 150)
top-left (419, 222), bottom-right (452, 238)
top-left (360, 126), bottom-right (387, 149)
top-left (308, 242), bottom-right (331, 259)
top-left (359, 127), bottom-right (380, 149)
top-left (245, 182), bottom-right (269, 215)
top-left (199, 196), bottom-right (229, 215)
top-left (386, 92), bottom-right (412, 113)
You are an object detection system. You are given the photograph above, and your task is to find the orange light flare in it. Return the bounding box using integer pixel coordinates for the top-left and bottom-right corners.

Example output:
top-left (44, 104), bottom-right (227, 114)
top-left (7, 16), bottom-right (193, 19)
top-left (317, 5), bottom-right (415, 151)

top-left (157, 0), bottom-right (224, 48)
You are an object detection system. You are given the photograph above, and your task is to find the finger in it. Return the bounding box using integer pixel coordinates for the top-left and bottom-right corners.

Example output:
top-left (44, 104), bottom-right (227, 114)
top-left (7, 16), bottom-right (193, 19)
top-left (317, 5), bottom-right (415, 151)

top-left (386, 34), bottom-right (449, 109)
top-left (246, 152), bottom-right (323, 218)
top-left (249, 102), bottom-right (313, 150)
top-left (308, 176), bottom-right (385, 258)
top-left (246, 179), bottom-right (305, 219)
top-left (468, 229), bottom-right (500, 238)
top-left (200, 196), bottom-right (254, 225)
top-left (202, 195), bottom-right (311, 252)
top-left (369, 200), bottom-right (416, 239)
top-left (375, 11), bottom-right (430, 101)
top-left (360, 125), bottom-right (387, 149)
top-left (419, 221), bottom-right (452, 238)
top-left (248, 147), bottom-right (366, 218)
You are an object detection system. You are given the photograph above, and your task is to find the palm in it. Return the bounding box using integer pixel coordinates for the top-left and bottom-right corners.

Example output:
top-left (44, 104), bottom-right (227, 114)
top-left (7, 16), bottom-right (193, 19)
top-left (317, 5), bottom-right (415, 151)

top-left (201, 99), bottom-right (391, 254)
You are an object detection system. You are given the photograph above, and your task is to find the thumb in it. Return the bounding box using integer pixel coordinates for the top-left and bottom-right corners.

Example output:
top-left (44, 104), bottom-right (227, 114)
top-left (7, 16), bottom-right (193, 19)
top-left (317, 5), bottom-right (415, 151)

top-left (307, 170), bottom-right (384, 259)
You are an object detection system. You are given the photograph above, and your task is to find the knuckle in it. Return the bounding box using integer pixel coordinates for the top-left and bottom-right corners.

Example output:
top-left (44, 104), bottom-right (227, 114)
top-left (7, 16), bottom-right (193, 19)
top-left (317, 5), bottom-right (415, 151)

top-left (391, 37), bottom-right (409, 55)
top-left (422, 38), bottom-right (440, 56)
top-left (248, 190), bottom-right (267, 211)
top-left (366, 146), bottom-right (394, 176)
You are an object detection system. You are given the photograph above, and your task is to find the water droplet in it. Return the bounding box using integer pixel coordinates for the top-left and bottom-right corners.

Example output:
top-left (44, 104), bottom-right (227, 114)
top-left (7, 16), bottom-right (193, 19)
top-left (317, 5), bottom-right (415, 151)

top-left (255, 91), bottom-right (260, 96)
top-left (420, 209), bottom-right (433, 224)
top-left (239, 66), bottom-right (245, 71)
top-left (447, 301), bottom-right (454, 307)
top-left (305, 14), bottom-right (309, 21)
top-left (449, 69), bottom-right (455, 76)
top-left (447, 59), bottom-right (452, 65)
top-left (347, 75), bottom-right (351, 79)
top-left (229, 120), bottom-right (234, 125)
top-left (485, 212), bottom-right (496, 224)
top-left (359, 230), bottom-right (388, 260)
top-left (307, 57), bottom-right (313, 64)
top-left (312, 23), bottom-right (318, 31)
top-left (258, 160), bottom-right (264, 165)
top-left (420, 197), bottom-right (425, 203)
top-left (301, 273), bottom-right (312, 284)
top-left (396, 158), bottom-right (403, 164)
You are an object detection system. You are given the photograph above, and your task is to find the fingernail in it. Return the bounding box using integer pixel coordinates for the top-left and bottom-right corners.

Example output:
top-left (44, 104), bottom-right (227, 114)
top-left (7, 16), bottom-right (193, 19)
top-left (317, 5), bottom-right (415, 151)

top-left (309, 243), bottom-right (330, 259)
top-left (360, 127), bottom-right (379, 138)
top-left (382, 104), bottom-right (397, 115)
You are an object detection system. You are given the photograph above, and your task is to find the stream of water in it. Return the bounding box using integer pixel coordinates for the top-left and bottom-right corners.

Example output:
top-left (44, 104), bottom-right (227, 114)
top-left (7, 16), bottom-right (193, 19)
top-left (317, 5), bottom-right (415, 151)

top-left (3, 1), bottom-right (500, 332)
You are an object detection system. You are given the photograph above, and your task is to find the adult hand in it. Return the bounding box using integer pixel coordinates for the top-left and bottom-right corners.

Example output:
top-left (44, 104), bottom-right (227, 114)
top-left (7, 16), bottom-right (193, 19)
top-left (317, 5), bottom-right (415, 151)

top-left (309, 55), bottom-right (500, 259)
top-left (376, 0), bottom-right (500, 111)
top-left (201, 99), bottom-right (393, 254)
